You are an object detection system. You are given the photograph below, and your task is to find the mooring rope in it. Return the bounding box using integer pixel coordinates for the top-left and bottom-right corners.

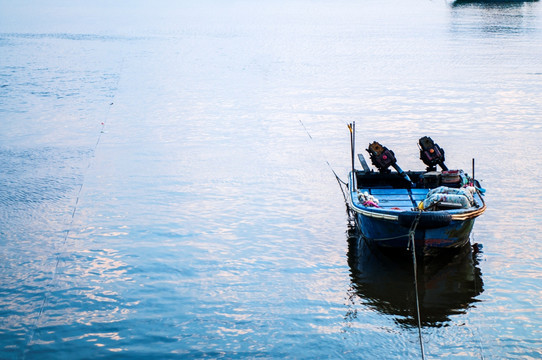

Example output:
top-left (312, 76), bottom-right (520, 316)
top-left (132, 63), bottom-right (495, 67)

top-left (407, 211), bottom-right (426, 360)
top-left (332, 166), bottom-right (349, 205)
top-left (22, 58), bottom-right (124, 358)
top-left (297, 117), bottom-right (350, 206)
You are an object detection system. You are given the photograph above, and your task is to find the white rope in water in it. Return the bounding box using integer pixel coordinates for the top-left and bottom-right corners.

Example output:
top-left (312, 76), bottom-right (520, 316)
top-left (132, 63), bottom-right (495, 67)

top-left (297, 116), bottom-right (351, 204)
top-left (407, 212), bottom-right (426, 360)
top-left (22, 59), bottom-right (123, 358)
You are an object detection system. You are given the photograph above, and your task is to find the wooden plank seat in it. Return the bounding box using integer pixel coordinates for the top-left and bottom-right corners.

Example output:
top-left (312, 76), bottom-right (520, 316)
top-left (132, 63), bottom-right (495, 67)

top-left (366, 188), bottom-right (429, 210)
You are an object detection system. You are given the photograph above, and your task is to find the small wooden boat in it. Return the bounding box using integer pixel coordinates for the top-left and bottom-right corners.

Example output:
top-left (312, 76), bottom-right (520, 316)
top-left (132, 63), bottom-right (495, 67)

top-left (347, 128), bottom-right (486, 255)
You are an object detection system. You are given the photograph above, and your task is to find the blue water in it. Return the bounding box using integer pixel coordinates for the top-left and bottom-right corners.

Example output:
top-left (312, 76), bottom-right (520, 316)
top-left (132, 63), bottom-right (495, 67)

top-left (1, 0), bottom-right (541, 358)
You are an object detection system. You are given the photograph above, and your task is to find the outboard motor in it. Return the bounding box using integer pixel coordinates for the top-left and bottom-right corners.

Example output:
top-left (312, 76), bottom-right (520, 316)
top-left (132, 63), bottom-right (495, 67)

top-left (367, 141), bottom-right (396, 173)
top-left (367, 141), bottom-right (413, 185)
top-left (419, 136), bottom-right (448, 172)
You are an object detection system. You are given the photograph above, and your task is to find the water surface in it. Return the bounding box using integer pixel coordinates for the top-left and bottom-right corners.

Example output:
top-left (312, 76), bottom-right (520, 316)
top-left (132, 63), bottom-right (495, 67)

top-left (1, 0), bottom-right (541, 358)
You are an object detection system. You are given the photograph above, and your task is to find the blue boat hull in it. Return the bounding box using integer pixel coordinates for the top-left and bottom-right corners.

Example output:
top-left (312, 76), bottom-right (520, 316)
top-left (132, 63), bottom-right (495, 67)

top-left (348, 168), bottom-right (485, 254)
top-left (355, 212), bottom-right (474, 251)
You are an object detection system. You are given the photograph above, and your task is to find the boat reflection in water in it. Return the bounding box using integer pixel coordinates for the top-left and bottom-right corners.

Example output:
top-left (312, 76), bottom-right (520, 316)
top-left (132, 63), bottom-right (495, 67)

top-left (346, 227), bottom-right (484, 327)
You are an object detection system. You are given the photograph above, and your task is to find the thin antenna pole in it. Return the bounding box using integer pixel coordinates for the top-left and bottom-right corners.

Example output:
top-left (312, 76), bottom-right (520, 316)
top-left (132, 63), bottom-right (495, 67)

top-left (349, 122), bottom-right (356, 189)
top-left (472, 158), bottom-right (475, 184)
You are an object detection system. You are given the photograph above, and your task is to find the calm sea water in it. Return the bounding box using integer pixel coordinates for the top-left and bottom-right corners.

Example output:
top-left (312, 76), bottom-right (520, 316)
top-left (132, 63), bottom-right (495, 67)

top-left (1, 0), bottom-right (541, 358)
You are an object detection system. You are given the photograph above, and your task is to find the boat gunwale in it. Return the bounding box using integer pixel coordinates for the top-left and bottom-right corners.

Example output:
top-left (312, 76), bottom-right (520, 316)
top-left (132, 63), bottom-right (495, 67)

top-left (348, 200), bottom-right (486, 222)
top-left (348, 171), bottom-right (487, 222)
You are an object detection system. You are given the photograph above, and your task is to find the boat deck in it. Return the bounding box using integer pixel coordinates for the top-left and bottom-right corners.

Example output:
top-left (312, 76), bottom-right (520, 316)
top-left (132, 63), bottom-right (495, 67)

top-left (365, 188), bottom-right (428, 210)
